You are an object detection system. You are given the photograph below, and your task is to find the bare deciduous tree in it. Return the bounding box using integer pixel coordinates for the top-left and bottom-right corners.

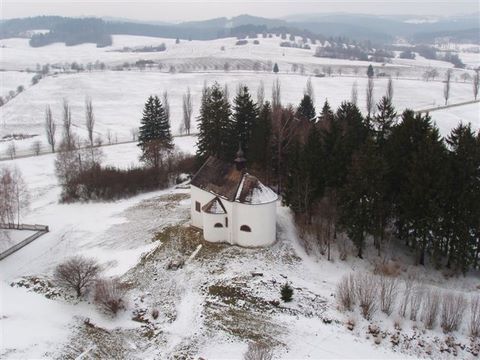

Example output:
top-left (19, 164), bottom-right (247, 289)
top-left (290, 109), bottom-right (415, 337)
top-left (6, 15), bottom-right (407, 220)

top-left (386, 77), bottom-right (394, 101)
top-left (441, 292), bottom-right (467, 332)
top-left (130, 127), bottom-right (138, 141)
top-left (0, 167), bottom-right (29, 226)
top-left (272, 78), bottom-right (281, 109)
top-left (31, 140), bottom-right (42, 156)
top-left (6, 142), bottom-right (16, 159)
top-left (460, 72), bottom-right (471, 82)
top-left (243, 342), bottom-right (273, 360)
top-left (443, 69), bottom-right (452, 105)
top-left (223, 83), bottom-right (230, 104)
top-left (182, 87), bottom-right (193, 135)
top-left (422, 288), bottom-right (441, 329)
top-left (106, 129), bottom-right (113, 145)
top-left (85, 97), bottom-right (95, 148)
top-left (45, 105), bottom-right (56, 153)
top-left (62, 99), bottom-right (74, 151)
top-left (366, 78), bottom-right (375, 117)
top-left (256, 80), bottom-right (265, 108)
top-left (94, 278), bottom-right (127, 315)
top-left (473, 71), bottom-right (479, 100)
top-left (54, 256), bottom-right (100, 297)
top-left (162, 90), bottom-right (170, 125)
top-left (305, 77), bottom-right (314, 99)
top-left (351, 81), bottom-right (358, 105)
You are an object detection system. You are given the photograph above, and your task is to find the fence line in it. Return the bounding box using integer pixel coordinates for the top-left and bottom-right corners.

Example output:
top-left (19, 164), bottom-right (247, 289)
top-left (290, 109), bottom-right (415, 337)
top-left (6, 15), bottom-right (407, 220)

top-left (0, 132), bottom-right (199, 162)
top-left (0, 223), bottom-right (49, 260)
top-left (414, 99), bottom-right (480, 114)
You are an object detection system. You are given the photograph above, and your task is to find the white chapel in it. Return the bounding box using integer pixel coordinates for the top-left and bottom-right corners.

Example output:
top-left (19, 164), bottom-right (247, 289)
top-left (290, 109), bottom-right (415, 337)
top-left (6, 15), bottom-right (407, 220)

top-left (190, 149), bottom-right (277, 247)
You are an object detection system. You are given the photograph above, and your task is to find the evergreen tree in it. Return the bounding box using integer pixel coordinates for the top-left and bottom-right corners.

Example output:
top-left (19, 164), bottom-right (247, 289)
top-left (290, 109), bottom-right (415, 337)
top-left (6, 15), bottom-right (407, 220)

top-left (319, 100), bottom-right (334, 124)
top-left (296, 94), bottom-right (316, 122)
top-left (390, 112), bottom-right (446, 265)
top-left (231, 86), bottom-right (258, 156)
top-left (280, 282), bottom-right (293, 302)
top-left (442, 123), bottom-right (480, 272)
top-left (284, 125), bottom-right (323, 222)
top-left (138, 95), bottom-right (173, 168)
top-left (367, 64), bottom-right (374, 78)
top-left (319, 101), bottom-right (341, 190)
top-left (273, 62), bottom-right (279, 73)
top-left (249, 101), bottom-right (272, 171)
top-left (339, 138), bottom-right (386, 258)
top-left (372, 96), bottom-right (396, 146)
top-left (196, 83), bottom-right (232, 162)
top-left (334, 102), bottom-right (368, 187)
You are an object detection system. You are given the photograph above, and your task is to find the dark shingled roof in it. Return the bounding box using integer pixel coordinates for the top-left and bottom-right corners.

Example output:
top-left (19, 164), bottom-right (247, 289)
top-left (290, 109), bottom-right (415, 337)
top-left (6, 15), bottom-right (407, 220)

top-left (191, 156), bottom-right (243, 201)
top-left (191, 156), bottom-right (278, 205)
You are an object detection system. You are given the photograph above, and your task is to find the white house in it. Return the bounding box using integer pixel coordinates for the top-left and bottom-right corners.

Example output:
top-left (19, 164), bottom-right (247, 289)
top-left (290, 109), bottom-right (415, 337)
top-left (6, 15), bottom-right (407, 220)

top-left (190, 149), bottom-right (277, 247)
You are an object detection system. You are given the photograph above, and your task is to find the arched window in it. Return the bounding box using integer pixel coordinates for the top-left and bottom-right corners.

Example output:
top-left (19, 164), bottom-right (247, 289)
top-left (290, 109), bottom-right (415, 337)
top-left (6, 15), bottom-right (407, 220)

top-left (214, 223), bottom-right (223, 228)
top-left (240, 225), bottom-right (251, 232)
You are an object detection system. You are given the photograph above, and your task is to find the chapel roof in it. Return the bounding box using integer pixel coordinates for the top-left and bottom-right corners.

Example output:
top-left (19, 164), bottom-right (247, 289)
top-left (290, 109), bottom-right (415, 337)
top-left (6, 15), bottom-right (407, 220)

top-left (191, 156), bottom-right (277, 205)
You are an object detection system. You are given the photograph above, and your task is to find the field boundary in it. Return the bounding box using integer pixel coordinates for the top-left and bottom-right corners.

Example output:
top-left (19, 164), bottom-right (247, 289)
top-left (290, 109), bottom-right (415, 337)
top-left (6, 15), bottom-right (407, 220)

top-left (0, 223), bottom-right (49, 260)
top-left (415, 99), bottom-right (479, 114)
top-left (0, 132), bottom-right (199, 162)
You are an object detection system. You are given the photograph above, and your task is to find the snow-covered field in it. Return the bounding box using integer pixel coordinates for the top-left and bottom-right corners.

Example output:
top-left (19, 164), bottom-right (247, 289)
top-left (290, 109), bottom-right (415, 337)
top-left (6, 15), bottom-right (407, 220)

top-left (1, 33), bottom-right (478, 157)
top-left (0, 229), bottom-right (36, 253)
top-left (0, 71), bottom-right (35, 98)
top-left (430, 102), bottom-right (480, 136)
top-left (0, 34), bottom-right (475, 76)
top-left (1, 70), bottom-right (478, 157)
top-left (0, 35), bottom-right (408, 71)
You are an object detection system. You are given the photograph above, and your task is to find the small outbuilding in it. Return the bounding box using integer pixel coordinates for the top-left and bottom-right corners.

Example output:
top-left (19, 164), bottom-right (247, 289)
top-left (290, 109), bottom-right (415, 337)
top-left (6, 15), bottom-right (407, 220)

top-left (190, 149), bottom-right (277, 247)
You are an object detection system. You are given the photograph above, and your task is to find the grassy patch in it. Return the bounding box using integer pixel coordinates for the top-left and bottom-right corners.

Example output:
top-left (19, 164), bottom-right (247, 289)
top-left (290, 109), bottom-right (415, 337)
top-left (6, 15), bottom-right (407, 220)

top-left (153, 224), bottom-right (227, 260)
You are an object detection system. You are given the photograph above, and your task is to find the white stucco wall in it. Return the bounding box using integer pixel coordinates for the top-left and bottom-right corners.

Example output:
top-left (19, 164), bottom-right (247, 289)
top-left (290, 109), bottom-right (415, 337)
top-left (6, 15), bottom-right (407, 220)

top-left (203, 212), bottom-right (227, 242)
top-left (235, 201), bottom-right (277, 247)
top-left (190, 185), bottom-right (277, 247)
top-left (190, 186), bottom-right (214, 228)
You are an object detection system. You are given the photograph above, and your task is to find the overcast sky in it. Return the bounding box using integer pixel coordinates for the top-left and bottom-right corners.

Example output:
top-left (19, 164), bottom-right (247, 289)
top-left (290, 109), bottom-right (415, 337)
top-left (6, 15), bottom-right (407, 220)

top-left (2, 0), bottom-right (478, 22)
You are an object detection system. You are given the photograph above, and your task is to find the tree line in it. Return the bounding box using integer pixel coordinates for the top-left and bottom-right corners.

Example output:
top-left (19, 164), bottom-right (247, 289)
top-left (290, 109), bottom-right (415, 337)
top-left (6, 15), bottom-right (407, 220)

top-left (195, 78), bottom-right (480, 274)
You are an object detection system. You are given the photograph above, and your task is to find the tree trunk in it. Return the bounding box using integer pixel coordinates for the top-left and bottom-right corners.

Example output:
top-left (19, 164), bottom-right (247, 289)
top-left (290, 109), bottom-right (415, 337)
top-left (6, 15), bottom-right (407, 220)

top-left (418, 236), bottom-right (426, 266)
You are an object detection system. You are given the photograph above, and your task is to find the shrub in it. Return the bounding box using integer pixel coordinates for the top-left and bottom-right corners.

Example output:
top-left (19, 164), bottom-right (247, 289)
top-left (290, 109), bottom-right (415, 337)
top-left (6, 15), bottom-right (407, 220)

top-left (441, 292), bottom-right (467, 333)
top-left (374, 260), bottom-right (401, 277)
top-left (281, 282), bottom-right (293, 302)
top-left (355, 273), bottom-right (378, 320)
top-left (61, 153), bottom-right (195, 202)
top-left (336, 274), bottom-right (356, 311)
top-left (398, 278), bottom-right (414, 318)
top-left (470, 295), bottom-right (480, 338)
top-left (152, 308), bottom-right (159, 320)
top-left (379, 276), bottom-right (398, 316)
top-left (409, 286), bottom-right (423, 321)
top-left (54, 256), bottom-right (100, 297)
top-left (94, 278), bottom-right (127, 315)
top-left (243, 342), bottom-right (273, 360)
top-left (421, 288), bottom-right (441, 329)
